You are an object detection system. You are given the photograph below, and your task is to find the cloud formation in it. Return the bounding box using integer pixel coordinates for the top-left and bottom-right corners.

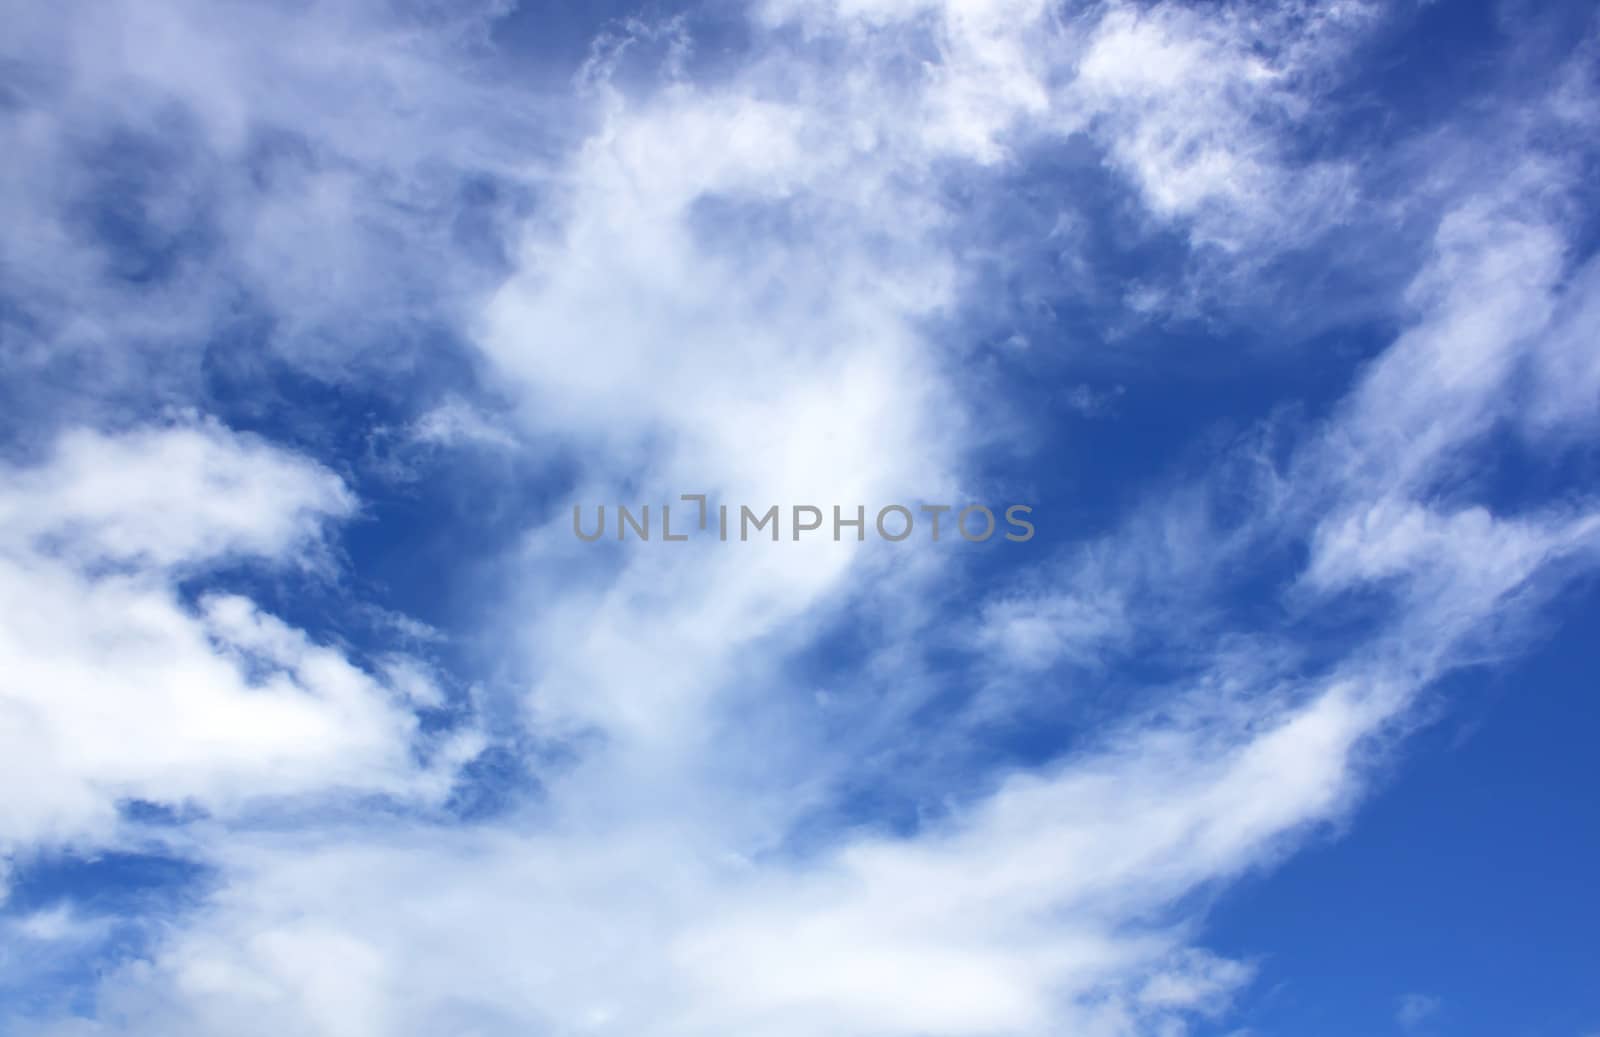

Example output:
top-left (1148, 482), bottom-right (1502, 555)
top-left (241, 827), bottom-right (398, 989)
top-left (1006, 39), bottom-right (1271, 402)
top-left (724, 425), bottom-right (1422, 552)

top-left (2, 1), bottom-right (1598, 1035)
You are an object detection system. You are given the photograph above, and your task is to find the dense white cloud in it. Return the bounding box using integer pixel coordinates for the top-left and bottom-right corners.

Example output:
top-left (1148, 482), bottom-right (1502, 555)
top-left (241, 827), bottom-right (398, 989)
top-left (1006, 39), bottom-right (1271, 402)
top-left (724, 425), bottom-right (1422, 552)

top-left (0, 423), bottom-right (471, 853)
top-left (19, 678), bottom-right (1362, 1036)
top-left (0, 422), bottom-right (354, 570)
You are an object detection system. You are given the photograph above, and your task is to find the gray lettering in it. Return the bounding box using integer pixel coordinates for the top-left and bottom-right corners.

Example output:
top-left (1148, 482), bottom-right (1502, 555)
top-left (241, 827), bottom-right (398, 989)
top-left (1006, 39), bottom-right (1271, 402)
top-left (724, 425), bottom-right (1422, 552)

top-left (876, 505), bottom-right (913, 542)
top-left (958, 504), bottom-right (995, 542)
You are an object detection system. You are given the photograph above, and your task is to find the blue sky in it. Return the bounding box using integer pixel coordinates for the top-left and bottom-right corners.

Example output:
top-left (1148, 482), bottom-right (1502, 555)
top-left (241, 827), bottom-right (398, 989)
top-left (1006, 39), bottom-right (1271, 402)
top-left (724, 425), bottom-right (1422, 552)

top-left (1, 0), bottom-right (1598, 1034)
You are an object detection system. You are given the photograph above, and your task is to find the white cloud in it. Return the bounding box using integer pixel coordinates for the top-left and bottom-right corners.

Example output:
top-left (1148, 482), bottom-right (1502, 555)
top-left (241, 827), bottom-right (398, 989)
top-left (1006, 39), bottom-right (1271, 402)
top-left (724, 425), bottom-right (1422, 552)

top-left (39, 679), bottom-right (1374, 1037)
top-left (1397, 992), bottom-right (1440, 1029)
top-left (975, 589), bottom-right (1129, 672)
top-left (1069, 2), bottom-right (1371, 251)
top-left (0, 422), bottom-right (470, 852)
top-left (0, 0), bottom-right (541, 412)
top-left (0, 420), bottom-right (354, 570)
top-left (406, 398), bottom-right (518, 452)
